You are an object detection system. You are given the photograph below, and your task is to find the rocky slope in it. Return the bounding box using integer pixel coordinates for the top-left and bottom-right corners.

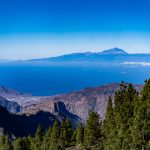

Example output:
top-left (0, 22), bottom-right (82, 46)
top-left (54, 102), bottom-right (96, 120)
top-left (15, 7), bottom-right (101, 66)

top-left (0, 86), bottom-right (41, 106)
top-left (0, 96), bottom-right (21, 113)
top-left (0, 83), bottom-right (142, 123)
top-left (22, 83), bottom-right (143, 122)
top-left (0, 82), bottom-right (143, 138)
top-left (0, 86), bottom-right (30, 98)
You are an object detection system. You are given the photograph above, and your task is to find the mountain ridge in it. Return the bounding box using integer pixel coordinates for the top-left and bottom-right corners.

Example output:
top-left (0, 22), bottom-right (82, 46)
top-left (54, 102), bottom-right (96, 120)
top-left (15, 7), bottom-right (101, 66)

top-left (23, 47), bottom-right (150, 63)
top-left (20, 83), bottom-right (143, 121)
top-left (1, 47), bottom-right (150, 63)
top-left (28, 47), bottom-right (128, 62)
top-left (0, 83), bottom-right (143, 138)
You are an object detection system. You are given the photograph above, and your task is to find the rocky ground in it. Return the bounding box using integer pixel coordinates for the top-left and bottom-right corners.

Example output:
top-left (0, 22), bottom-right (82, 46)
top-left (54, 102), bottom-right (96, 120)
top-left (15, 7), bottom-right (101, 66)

top-left (0, 83), bottom-right (142, 122)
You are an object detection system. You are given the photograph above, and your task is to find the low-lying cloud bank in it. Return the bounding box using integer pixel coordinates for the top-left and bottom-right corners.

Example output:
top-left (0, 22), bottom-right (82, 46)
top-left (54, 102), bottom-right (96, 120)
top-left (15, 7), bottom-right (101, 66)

top-left (123, 62), bottom-right (150, 66)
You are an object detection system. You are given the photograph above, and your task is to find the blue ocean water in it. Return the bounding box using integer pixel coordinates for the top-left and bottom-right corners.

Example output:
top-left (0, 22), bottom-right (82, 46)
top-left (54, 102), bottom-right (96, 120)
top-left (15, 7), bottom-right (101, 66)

top-left (0, 63), bottom-right (149, 96)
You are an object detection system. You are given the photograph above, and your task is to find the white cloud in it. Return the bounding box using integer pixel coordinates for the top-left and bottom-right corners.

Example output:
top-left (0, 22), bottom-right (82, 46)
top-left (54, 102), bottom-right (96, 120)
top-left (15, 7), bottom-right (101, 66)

top-left (123, 62), bottom-right (150, 66)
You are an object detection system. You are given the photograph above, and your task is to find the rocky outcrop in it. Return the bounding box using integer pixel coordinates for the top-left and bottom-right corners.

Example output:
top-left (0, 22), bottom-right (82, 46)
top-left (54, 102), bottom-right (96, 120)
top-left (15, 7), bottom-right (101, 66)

top-left (0, 96), bottom-right (21, 113)
top-left (53, 101), bottom-right (81, 127)
top-left (0, 86), bottom-right (30, 98)
top-left (0, 83), bottom-right (143, 138)
top-left (0, 83), bottom-right (142, 123)
top-left (22, 83), bottom-right (143, 122)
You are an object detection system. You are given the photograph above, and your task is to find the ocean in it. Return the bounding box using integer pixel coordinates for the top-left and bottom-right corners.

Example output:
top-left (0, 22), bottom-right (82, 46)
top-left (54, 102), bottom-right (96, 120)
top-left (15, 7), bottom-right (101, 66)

top-left (0, 63), bottom-right (149, 96)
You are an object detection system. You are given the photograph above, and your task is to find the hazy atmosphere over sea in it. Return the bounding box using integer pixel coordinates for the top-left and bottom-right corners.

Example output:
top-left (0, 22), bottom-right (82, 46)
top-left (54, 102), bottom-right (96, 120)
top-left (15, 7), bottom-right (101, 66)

top-left (0, 0), bottom-right (150, 60)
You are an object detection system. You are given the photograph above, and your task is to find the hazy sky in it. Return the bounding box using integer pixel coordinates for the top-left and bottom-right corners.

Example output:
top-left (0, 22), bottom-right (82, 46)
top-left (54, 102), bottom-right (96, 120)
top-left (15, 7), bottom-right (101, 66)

top-left (0, 0), bottom-right (150, 60)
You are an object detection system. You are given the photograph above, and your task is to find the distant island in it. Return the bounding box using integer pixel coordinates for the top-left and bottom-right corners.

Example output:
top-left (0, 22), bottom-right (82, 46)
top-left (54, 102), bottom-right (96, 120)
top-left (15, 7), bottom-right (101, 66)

top-left (20, 47), bottom-right (149, 64)
top-left (2, 48), bottom-right (150, 63)
top-left (99, 47), bottom-right (128, 54)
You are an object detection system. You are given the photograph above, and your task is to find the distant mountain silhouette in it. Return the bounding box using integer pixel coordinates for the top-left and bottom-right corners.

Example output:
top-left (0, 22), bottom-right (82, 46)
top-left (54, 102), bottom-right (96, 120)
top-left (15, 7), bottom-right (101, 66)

top-left (100, 47), bottom-right (128, 55)
top-left (25, 47), bottom-right (150, 63)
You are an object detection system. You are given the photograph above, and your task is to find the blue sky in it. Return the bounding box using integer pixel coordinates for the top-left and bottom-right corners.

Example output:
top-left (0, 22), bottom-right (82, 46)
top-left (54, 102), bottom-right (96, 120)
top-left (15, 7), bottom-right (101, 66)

top-left (0, 0), bottom-right (150, 60)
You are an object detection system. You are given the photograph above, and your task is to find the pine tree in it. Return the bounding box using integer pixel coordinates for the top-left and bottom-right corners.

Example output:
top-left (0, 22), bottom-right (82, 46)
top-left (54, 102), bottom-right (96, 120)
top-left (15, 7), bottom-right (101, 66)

top-left (50, 120), bottom-right (61, 150)
top-left (71, 129), bottom-right (77, 146)
top-left (59, 120), bottom-right (66, 149)
top-left (31, 125), bottom-right (44, 150)
top-left (76, 123), bottom-right (84, 145)
top-left (0, 135), bottom-right (11, 150)
top-left (41, 127), bottom-right (52, 150)
top-left (132, 79), bottom-right (150, 150)
top-left (102, 96), bottom-right (115, 150)
top-left (83, 111), bottom-right (103, 149)
top-left (113, 83), bottom-right (138, 149)
top-left (113, 83), bottom-right (127, 149)
top-left (13, 137), bottom-right (31, 150)
top-left (65, 117), bottom-right (73, 147)
top-left (59, 117), bottom-right (73, 148)
top-left (122, 83), bottom-right (137, 149)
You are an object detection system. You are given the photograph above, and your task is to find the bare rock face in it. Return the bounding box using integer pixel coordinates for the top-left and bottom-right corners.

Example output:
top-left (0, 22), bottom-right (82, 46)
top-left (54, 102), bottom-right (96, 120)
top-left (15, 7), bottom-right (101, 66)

top-left (0, 86), bottom-right (30, 98)
top-left (53, 101), bottom-right (81, 127)
top-left (0, 83), bottom-right (142, 122)
top-left (21, 83), bottom-right (143, 122)
top-left (0, 96), bottom-right (21, 113)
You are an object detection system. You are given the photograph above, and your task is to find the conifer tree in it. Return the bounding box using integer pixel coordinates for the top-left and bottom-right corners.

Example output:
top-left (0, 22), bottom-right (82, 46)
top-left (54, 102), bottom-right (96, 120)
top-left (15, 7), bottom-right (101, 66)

top-left (113, 83), bottom-right (138, 149)
top-left (50, 120), bottom-right (61, 150)
top-left (41, 127), bottom-right (52, 150)
top-left (84, 111), bottom-right (103, 149)
top-left (0, 135), bottom-right (11, 150)
top-left (71, 129), bottom-right (77, 146)
top-left (76, 123), bottom-right (84, 145)
top-left (122, 83), bottom-right (137, 149)
top-left (132, 79), bottom-right (150, 150)
top-left (65, 117), bottom-right (73, 147)
top-left (102, 96), bottom-right (115, 149)
top-left (59, 117), bottom-right (73, 148)
top-left (59, 120), bottom-right (66, 149)
top-left (113, 83), bottom-right (127, 149)
top-left (13, 137), bottom-right (31, 150)
top-left (31, 125), bottom-right (44, 150)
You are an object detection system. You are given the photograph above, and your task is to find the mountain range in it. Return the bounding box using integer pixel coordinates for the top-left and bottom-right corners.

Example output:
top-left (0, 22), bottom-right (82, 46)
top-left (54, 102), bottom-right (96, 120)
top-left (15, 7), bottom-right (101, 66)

top-left (1, 48), bottom-right (150, 64)
top-left (29, 47), bottom-right (128, 61)
top-left (21, 47), bottom-right (150, 64)
top-left (0, 83), bottom-right (142, 124)
top-left (21, 83), bottom-right (142, 121)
